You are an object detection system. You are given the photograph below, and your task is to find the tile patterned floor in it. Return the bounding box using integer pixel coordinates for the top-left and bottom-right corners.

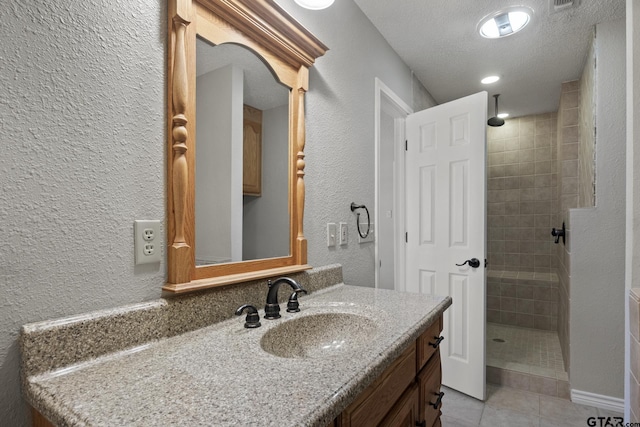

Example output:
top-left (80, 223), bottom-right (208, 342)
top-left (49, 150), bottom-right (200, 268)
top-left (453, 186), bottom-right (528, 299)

top-left (487, 323), bottom-right (567, 381)
top-left (441, 384), bottom-right (623, 427)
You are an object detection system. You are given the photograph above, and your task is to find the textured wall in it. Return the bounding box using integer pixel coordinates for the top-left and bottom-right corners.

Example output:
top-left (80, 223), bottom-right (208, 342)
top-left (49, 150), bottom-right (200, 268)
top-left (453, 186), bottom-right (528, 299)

top-left (276, 0), bottom-right (428, 287)
top-left (0, 1), bottom-right (166, 424)
top-left (569, 19), bottom-right (626, 400)
top-left (0, 0), bottom-right (428, 424)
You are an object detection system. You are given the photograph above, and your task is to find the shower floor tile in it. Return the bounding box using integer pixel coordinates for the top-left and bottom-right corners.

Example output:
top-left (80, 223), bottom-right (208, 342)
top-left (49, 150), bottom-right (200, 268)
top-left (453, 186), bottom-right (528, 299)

top-left (487, 322), bottom-right (566, 379)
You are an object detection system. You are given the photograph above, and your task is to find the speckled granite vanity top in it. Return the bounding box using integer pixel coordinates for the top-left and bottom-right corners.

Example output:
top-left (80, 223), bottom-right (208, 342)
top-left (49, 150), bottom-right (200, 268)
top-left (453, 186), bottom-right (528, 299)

top-left (21, 279), bottom-right (451, 427)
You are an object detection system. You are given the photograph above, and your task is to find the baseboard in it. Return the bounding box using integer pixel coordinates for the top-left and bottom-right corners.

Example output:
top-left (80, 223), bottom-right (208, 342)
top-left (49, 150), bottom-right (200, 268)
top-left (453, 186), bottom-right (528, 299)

top-left (571, 389), bottom-right (624, 412)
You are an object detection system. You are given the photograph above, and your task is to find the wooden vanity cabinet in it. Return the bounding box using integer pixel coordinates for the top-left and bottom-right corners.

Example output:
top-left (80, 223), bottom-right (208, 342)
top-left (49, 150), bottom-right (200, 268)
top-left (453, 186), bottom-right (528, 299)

top-left (379, 383), bottom-right (420, 427)
top-left (333, 315), bottom-right (444, 427)
top-left (418, 351), bottom-right (443, 427)
top-left (31, 408), bottom-right (54, 427)
top-left (340, 344), bottom-right (417, 426)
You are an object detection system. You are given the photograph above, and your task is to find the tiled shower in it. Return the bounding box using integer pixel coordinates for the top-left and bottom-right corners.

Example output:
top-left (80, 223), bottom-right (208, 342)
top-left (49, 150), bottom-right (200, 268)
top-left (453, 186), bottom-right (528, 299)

top-left (485, 77), bottom-right (593, 398)
top-left (486, 113), bottom-right (559, 331)
top-left (485, 113), bottom-right (568, 397)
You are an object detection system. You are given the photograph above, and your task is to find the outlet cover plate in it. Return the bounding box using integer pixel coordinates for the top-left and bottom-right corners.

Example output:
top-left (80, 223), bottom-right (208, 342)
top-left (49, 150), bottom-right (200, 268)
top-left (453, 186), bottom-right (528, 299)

top-left (339, 222), bottom-right (348, 245)
top-left (327, 223), bottom-right (337, 247)
top-left (134, 220), bottom-right (161, 265)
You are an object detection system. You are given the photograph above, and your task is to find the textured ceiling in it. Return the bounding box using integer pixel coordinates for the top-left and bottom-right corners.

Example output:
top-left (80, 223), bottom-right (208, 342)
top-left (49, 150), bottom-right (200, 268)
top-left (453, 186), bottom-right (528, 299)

top-left (353, 0), bottom-right (625, 118)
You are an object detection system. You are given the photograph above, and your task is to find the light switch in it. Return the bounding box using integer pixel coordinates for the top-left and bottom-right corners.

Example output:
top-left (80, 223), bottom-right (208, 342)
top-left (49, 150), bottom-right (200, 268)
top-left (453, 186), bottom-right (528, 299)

top-left (327, 223), bottom-right (337, 247)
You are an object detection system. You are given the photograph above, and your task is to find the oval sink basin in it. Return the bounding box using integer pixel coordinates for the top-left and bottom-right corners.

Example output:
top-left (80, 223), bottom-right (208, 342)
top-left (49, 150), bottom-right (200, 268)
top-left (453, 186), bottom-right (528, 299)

top-left (260, 313), bottom-right (378, 359)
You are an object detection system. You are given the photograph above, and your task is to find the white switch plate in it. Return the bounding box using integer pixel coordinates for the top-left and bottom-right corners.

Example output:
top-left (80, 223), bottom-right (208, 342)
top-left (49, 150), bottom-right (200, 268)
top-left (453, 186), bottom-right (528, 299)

top-left (339, 222), bottom-right (348, 245)
top-left (134, 220), bottom-right (161, 265)
top-left (327, 223), bottom-right (337, 247)
top-left (358, 223), bottom-right (375, 244)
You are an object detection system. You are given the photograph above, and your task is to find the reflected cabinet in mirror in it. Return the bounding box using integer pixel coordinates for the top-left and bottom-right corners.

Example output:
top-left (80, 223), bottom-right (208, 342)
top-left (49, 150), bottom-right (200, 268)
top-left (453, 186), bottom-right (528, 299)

top-left (164, 0), bottom-right (328, 293)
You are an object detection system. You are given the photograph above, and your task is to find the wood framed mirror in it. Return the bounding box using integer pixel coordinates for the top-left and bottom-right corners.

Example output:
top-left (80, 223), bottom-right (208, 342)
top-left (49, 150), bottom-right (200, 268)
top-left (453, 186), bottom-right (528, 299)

top-left (164, 0), bottom-right (327, 293)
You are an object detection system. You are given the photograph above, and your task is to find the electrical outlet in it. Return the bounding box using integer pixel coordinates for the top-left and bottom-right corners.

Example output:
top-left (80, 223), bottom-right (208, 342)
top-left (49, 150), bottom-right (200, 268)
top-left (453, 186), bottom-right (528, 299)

top-left (142, 228), bottom-right (155, 241)
top-left (135, 220), bottom-right (161, 265)
top-left (327, 223), bottom-right (337, 247)
top-left (339, 222), bottom-right (348, 245)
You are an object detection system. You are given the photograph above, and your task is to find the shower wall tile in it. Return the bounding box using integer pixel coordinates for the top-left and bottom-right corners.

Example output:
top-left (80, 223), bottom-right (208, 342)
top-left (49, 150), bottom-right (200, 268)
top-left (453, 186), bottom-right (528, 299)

top-left (487, 114), bottom-right (557, 274)
top-left (488, 310), bottom-right (501, 323)
top-left (485, 273), bottom-right (559, 331)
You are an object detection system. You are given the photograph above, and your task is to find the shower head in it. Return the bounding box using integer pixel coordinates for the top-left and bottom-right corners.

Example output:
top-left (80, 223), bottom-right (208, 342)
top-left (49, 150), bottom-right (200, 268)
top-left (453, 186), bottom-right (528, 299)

top-left (488, 116), bottom-right (505, 127)
top-left (488, 94), bottom-right (505, 127)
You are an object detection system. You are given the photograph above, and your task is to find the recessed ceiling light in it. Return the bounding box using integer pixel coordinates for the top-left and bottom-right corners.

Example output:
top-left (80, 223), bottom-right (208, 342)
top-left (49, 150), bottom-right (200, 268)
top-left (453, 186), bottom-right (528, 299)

top-left (294, 0), bottom-right (334, 10)
top-left (478, 7), bottom-right (532, 39)
top-left (481, 76), bottom-right (500, 84)
top-left (497, 113), bottom-right (509, 119)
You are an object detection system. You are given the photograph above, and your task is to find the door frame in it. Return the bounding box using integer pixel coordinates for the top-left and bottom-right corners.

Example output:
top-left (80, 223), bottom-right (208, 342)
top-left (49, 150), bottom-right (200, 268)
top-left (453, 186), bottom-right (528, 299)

top-left (374, 78), bottom-right (413, 290)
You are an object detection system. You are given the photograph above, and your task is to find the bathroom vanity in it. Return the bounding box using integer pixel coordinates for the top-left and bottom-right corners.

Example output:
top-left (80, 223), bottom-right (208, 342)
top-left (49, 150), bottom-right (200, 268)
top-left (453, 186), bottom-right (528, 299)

top-left (21, 269), bottom-right (451, 427)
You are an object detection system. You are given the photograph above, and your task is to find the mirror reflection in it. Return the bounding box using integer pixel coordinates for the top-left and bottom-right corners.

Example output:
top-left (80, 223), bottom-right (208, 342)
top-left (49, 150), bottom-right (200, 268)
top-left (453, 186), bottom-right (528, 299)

top-left (195, 39), bottom-right (290, 266)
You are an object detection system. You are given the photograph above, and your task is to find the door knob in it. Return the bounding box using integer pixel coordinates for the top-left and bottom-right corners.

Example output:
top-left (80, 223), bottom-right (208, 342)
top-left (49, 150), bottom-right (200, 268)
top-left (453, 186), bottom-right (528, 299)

top-left (456, 258), bottom-right (481, 268)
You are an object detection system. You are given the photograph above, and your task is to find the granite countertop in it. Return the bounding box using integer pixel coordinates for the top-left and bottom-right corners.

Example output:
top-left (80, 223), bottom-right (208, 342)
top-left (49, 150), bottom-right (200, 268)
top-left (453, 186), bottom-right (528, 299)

top-left (23, 284), bottom-right (451, 427)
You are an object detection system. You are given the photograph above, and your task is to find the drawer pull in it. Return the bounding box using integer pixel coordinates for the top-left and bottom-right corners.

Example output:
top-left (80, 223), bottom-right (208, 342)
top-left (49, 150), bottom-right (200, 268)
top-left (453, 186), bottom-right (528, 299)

top-left (429, 391), bottom-right (444, 409)
top-left (429, 336), bottom-right (444, 348)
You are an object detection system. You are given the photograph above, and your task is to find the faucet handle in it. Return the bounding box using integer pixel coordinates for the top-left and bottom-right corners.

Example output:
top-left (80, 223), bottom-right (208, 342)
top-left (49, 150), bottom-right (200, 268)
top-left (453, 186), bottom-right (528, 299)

top-left (235, 304), bottom-right (261, 328)
top-left (286, 289), bottom-right (308, 313)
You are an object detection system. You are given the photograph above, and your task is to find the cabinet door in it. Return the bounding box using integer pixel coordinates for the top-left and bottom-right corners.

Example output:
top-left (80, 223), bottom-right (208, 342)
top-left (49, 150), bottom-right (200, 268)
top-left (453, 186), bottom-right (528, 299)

top-left (341, 344), bottom-right (416, 427)
top-left (416, 316), bottom-right (443, 371)
top-left (418, 350), bottom-right (442, 427)
top-left (243, 104), bottom-right (262, 196)
top-left (32, 408), bottom-right (55, 427)
top-left (379, 384), bottom-right (419, 427)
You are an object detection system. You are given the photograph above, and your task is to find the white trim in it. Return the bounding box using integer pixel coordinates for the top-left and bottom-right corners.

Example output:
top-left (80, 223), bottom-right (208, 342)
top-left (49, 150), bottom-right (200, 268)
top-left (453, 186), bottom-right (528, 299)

top-left (374, 78), bottom-right (412, 291)
top-left (571, 389), bottom-right (625, 413)
top-left (625, 0), bottom-right (639, 420)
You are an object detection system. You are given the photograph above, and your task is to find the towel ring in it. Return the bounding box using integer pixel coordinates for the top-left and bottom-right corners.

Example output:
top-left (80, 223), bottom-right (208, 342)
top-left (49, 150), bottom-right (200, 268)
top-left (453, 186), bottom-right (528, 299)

top-left (350, 202), bottom-right (370, 238)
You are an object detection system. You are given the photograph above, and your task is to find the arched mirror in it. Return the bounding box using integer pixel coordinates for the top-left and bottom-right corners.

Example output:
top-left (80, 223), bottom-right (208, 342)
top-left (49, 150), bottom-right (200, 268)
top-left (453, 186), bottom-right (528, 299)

top-left (164, 0), bottom-right (327, 293)
top-left (195, 40), bottom-right (290, 266)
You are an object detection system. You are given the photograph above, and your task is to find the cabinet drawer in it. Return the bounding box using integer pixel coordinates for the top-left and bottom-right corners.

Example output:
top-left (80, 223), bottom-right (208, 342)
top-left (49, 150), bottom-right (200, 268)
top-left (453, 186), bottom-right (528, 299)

top-left (341, 344), bottom-right (416, 427)
top-left (418, 350), bottom-right (442, 427)
top-left (416, 316), bottom-right (443, 371)
top-left (379, 383), bottom-right (419, 427)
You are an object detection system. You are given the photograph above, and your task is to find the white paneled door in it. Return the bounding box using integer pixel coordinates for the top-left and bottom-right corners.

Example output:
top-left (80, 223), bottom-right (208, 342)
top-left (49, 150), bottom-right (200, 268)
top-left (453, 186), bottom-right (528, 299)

top-left (405, 92), bottom-right (487, 400)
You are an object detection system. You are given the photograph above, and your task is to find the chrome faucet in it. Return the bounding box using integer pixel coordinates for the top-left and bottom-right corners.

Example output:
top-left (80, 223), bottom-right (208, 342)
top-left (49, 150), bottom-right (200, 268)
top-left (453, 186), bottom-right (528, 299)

top-left (264, 277), bottom-right (307, 319)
